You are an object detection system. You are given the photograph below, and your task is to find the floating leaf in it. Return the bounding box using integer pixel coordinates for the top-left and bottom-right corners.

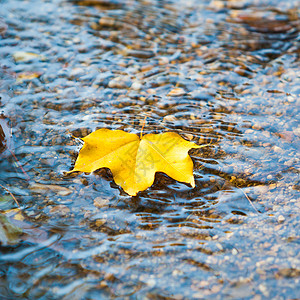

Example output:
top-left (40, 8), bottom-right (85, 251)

top-left (69, 129), bottom-right (200, 196)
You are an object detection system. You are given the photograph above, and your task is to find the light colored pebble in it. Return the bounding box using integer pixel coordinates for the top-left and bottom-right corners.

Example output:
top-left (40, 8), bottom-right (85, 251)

top-left (273, 146), bottom-right (282, 153)
top-left (131, 81), bottom-right (142, 90)
top-left (94, 197), bottom-right (109, 208)
top-left (30, 182), bottom-right (72, 196)
top-left (293, 127), bottom-right (300, 136)
top-left (232, 248), bottom-right (238, 255)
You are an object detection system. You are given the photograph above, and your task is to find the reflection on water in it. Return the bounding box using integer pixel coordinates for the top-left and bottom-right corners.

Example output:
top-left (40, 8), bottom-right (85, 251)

top-left (0, 0), bottom-right (299, 298)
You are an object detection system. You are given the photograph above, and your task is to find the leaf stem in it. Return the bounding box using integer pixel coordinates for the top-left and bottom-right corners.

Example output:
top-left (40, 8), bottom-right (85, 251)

top-left (238, 186), bottom-right (259, 214)
top-left (67, 130), bottom-right (84, 144)
top-left (140, 116), bottom-right (147, 139)
top-left (8, 148), bottom-right (30, 181)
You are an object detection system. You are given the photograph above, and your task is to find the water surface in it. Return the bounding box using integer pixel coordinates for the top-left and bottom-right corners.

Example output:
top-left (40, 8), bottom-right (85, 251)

top-left (0, 0), bottom-right (299, 298)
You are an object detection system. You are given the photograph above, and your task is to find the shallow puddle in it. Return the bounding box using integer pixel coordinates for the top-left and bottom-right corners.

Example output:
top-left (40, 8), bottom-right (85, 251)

top-left (0, 0), bottom-right (299, 298)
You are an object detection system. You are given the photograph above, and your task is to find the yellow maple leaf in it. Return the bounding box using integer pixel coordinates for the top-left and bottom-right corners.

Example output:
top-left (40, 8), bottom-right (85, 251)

top-left (69, 129), bottom-right (200, 196)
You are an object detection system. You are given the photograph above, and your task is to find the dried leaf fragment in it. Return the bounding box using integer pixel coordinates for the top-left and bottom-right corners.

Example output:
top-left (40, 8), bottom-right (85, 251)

top-left (69, 129), bottom-right (201, 196)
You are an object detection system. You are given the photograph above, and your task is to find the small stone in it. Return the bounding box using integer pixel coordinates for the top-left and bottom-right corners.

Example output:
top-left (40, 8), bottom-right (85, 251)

top-left (287, 96), bottom-right (295, 102)
top-left (108, 77), bottom-right (131, 89)
top-left (131, 81), bottom-right (142, 90)
top-left (104, 273), bottom-right (115, 282)
top-left (73, 37), bottom-right (81, 44)
top-left (252, 124), bottom-right (261, 130)
top-left (94, 197), bottom-right (109, 208)
top-left (70, 68), bottom-right (84, 76)
top-left (284, 160), bottom-right (293, 167)
top-left (293, 127), bottom-right (300, 137)
top-left (95, 219), bottom-right (106, 227)
top-left (99, 281), bottom-right (108, 288)
top-left (158, 57), bottom-right (169, 65)
top-left (278, 215), bottom-right (285, 223)
top-left (167, 88), bottom-right (186, 97)
top-left (146, 278), bottom-right (156, 287)
top-left (163, 115), bottom-right (177, 122)
top-left (258, 284), bottom-right (269, 297)
top-left (216, 243), bottom-right (223, 251)
top-left (273, 146), bottom-right (282, 153)
top-left (30, 183), bottom-right (72, 196)
top-left (232, 248), bottom-right (238, 255)
top-left (245, 129), bottom-right (253, 134)
top-left (13, 51), bottom-right (44, 62)
top-left (209, 0), bottom-right (224, 10)
top-left (50, 205), bottom-right (70, 216)
top-left (211, 285), bottom-right (221, 293)
top-left (124, 49), bottom-right (155, 59)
